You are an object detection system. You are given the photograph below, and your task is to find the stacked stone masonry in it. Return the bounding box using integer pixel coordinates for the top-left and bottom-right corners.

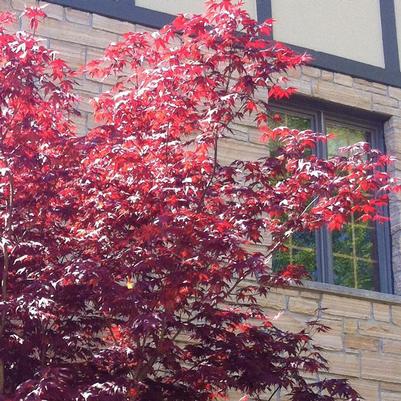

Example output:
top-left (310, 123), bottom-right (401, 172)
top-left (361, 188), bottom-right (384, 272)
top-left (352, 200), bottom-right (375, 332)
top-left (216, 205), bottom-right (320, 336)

top-left (1, 0), bottom-right (401, 399)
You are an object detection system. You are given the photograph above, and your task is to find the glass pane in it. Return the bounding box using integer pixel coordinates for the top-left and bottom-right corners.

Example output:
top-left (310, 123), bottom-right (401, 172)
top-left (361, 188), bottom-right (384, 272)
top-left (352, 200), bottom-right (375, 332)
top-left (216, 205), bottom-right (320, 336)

top-left (271, 111), bottom-right (317, 280)
top-left (269, 111), bottom-right (312, 130)
top-left (327, 122), bottom-right (380, 291)
top-left (327, 123), bottom-right (366, 157)
top-left (333, 255), bottom-right (355, 287)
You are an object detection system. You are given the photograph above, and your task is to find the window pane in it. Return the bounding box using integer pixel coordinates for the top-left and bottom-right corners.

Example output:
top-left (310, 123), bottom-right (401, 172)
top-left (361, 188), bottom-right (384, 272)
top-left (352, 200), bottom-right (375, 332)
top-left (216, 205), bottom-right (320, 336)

top-left (271, 111), bottom-right (317, 279)
top-left (327, 123), bottom-right (380, 291)
top-left (327, 123), bottom-right (367, 156)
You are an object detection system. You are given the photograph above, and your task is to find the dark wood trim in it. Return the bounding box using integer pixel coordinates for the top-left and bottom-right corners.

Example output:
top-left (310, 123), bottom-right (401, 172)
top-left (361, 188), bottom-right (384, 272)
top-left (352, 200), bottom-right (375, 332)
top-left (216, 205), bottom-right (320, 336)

top-left (45, 0), bottom-right (401, 89)
top-left (380, 0), bottom-right (400, 73)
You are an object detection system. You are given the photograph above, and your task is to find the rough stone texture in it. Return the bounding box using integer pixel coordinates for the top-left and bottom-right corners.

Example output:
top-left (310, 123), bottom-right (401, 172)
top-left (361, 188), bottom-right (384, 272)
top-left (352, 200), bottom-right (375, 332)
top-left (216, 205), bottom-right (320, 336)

top-left (1, 0), bottom-right (401, 399)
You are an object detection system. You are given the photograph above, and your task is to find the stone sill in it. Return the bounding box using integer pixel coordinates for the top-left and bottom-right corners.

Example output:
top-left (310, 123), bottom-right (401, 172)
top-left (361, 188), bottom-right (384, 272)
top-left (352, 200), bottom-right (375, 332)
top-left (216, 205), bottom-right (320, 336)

top-left (299, 280), bottom-right (401, 305)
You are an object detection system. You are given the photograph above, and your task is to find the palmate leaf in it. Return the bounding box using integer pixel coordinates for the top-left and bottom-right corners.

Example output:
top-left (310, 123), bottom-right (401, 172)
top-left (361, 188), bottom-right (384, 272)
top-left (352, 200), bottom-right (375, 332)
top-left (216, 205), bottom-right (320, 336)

top-left (0, 1), bottom-right (397, 401)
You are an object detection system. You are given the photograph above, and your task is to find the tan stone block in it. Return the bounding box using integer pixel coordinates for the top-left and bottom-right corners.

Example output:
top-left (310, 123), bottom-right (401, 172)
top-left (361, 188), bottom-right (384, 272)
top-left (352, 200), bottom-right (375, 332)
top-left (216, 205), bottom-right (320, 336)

top-left (349, 378), bottom-right (379, 401)
top-left (321, 70), bottom-right (334, 81)
top-left (273, 311), bottom-right (307, 332)
top-left (285, 66), bottom-right (302, 79)
top-left (12, 0), bottom-right (64, 20)
top-left (273, 287), bottom-right (300, 297)
top-left (77, 91), bottom-right (94, 113)
top-left (344, 318), bottom-right (359, 334)
top-left (359, 320), bottom-right (401, 341)
top-left (0, 1), bottom-right (13, 12)
top-left (314, 318), bottom-right (343, 351)
top-left (334, 72), bottom-right (353, 87)
top-left (313, 80), bottom-right (372, 110)
top-left (299, 290), bottom-right (321, 300)
top-left (256, 291), bottom-right (287, 311)
top-left (321, 294), bottom-right (371, 319)
top-left (344, 334), bottom-right (379, 352)
top-left (286, 77), bottom-right (312, 96)
top-left (368, 84), bottom-right (389, 95)
top-left (85, 47), bottom-right (117, 85)
top-left (217, 138), bottom-right (267, 165)
top-left (372, 94), bottom-right (399, 108)
top-left (322, 351), bottom-right (360, 378)
top-left (389, 86), bottom-right (401, 101)
top-left (288, 297), bottom-right (319, 315)
top-left (22, 17), bottom-right (118, 49)
top-left (383, 339), bottom-right (401, 354)
top-left (302, 66), bottom-right (321, 78)
top-left (361, 352), bottom-right (401, 383)
top-left (381, 382), bottom-right (401, 393)
top-left (372, 103), bottom-right (400, 116)
top-left (392, 305), bottom-right (401, 325)
top-left (93, 14), bottom-right (136, 35)
top-left (65, 7), bottom-right (91, 25)
top-left (49, 39), bottom-right (86, 70)
top-left (135, 24), bottom-right (157, 33)
top-left (373, 302), bottom-right (391, 322)
top-left (75, 78), bottom-right (102, 94)
top-left (381, 391), bottom-right (401, 401)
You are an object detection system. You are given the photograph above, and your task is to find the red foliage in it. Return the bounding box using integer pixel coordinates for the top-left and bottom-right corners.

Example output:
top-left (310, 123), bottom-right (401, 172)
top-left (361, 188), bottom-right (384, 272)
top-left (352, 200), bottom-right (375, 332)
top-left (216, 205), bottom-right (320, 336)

top-left (0, 1), bottom-right (397, 400)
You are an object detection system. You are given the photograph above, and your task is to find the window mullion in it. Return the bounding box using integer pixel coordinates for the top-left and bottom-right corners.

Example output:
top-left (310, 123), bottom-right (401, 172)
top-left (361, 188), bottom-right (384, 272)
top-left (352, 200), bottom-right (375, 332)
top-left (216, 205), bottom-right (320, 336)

top-left (314, 111), bottom-right (334, 284)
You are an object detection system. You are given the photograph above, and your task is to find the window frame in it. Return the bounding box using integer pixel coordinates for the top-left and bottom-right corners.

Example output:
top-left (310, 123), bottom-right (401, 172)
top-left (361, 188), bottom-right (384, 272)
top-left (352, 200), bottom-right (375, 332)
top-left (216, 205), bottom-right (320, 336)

top-left (270, 99), bottom-right (393, 294)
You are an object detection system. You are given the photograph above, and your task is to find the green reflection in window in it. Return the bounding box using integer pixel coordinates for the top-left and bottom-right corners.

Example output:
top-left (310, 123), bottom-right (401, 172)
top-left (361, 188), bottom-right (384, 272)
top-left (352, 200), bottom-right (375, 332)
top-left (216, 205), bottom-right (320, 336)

top-left (327, 123), bottom-right (380, 291)
top-left (271, 111), bottom-right (317, 279)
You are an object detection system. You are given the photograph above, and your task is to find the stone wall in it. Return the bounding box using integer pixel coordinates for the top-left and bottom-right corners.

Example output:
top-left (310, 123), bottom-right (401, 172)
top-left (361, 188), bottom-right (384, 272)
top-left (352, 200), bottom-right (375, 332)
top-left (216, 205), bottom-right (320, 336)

top-left (1, 0), bottom-right (401, 399)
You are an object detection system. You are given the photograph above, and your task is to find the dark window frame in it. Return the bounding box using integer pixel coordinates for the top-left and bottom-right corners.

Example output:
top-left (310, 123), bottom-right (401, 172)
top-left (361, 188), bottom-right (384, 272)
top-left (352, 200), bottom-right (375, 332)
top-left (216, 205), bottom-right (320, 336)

top-left (270, 99), bottom-right (393, 294)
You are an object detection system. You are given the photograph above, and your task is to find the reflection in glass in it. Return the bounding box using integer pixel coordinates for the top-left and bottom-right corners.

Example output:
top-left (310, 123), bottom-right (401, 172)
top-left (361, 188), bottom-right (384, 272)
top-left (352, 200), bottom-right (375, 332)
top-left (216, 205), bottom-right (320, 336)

top-left (328, 123), bottom-right (380, 291)
top-left (271, 111), bottom-right (317, 279)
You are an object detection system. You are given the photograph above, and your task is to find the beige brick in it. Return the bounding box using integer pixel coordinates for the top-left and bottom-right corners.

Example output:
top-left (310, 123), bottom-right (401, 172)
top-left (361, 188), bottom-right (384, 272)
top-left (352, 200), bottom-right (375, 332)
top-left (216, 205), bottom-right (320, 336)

top-left (302, 66), bottom-right (321, 78)
top-left (381, 382), bottom-right (401, 393)
top-left (286, 77), bottom-right (312, 96)
top-left (313, 80), bottom-right (372, 110)
top-left (273, 311), bottom-right (307, 332)
top-left (344, 334), bottom-right (379, 352)
top-left (359, 320), bottom-right (401, 341)
top-left (288, 297), bottom-right (319, 315)
top-left (256, 291), bottom-right (286, 311)
top-left (77, 91), bottom-right (94, 113)
top-left (321, 294), bottom-right (371, 319)
top-left (361, 352), bottom-right (401, 383)
top-left (392, 305), bottom-right (401, 325)
top-left (314, 319), bottom-right (343, 351)
top-left (373, 302), bottom-right (391, 322)
top-left (323, 351), bottom-right (360, 378)
top-left (349, 378), bottom-right (379, 401)
top-left (321, 70), bottom-right (333, 81)
top-left (372, 103), bottom-right (400, 116)
top-left (49, 39), bottom-right (86, 70)
top-left (383, 339), bottom-right (401, 354)
top-left (92, 14), bottom-right (136, 35)
top-left (334, 72), bottom-right (353, 87)
top-left (372, 94), bottom-right (399, 108)
top-left (382, 391), bottom-right (401, 401)
top-left (389, 86), bottom-right (401, 100)
top-left (218, 138), bottom-right (267, 165)
top-left (11, 0), bottom-right (64, 20)
top-left (285, 66), bottom-right (302, 79)
top-left (299, 290), bottom-right (321, 300)
top-left (344, 318), bottom-right (359, 334)
top-left (22, 17), bottom-right (118, 49)
top-left (75, 78), bottom-right (102, 94)
top-left (65, 7), bottom-right (91, 25)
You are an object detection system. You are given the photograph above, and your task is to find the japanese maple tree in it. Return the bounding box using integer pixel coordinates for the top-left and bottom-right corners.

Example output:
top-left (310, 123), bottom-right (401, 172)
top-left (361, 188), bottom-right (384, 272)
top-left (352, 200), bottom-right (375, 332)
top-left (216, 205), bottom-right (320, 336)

top-left (0, 1), bottom-right (397, 400)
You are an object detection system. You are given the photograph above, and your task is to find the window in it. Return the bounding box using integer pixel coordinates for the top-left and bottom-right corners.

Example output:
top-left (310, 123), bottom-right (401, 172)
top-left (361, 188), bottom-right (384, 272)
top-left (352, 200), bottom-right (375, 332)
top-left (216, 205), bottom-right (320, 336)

top-left (271, 102), bottom-right (393, 293)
